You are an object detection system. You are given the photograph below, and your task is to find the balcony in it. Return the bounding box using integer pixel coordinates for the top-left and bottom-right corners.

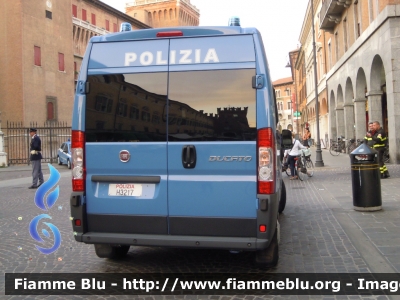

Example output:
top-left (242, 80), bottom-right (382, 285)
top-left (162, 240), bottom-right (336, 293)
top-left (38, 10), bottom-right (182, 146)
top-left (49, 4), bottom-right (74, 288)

top-left (320, 0), bottom-right (352, 31)
top-left (72, 17), bottom-right (110, 36)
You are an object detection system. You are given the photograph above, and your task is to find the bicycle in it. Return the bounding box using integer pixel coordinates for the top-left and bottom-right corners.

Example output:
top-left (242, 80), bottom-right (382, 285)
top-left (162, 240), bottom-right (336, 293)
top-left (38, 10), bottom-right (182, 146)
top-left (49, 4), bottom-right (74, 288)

top-left (347, 138), bottom-right (364, 153)
top-left (329, 136), bottom-right (361, 156)
top-left (283, 148), bottom-right (314, 181)
top-left (383, 144), bottom-right (389, 163)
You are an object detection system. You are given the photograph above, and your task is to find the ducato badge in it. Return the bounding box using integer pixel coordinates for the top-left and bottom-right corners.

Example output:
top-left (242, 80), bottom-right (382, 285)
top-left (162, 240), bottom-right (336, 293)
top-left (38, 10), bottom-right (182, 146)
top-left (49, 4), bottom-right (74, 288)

top-left (209, 156), bottom-right (252, 162)
top-left (119, 150), bottom-right (130, 162)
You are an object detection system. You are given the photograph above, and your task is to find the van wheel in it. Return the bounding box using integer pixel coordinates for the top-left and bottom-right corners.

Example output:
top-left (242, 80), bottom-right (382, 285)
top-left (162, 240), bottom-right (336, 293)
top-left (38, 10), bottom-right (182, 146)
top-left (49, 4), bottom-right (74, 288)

top-left (94, 244), bottom-right (130, 259)
top-left (255, 226), bottom-right (279, 267)
top-left (279, 181), bottom-right (286, 214)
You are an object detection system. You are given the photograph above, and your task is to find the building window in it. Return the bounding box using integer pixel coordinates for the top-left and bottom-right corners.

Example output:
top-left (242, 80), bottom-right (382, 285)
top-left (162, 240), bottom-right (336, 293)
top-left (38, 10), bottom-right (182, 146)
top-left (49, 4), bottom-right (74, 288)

top-left (46, 97), bottom-right (57, 121)
top-left (275, 89), bottom-right (281, 98)
top-left (91, 13), bottom-right (96, 25)
top-left (58, 53), bottom-right (65, 71)
top-left (105, 19), bottom-right (110, 31)
top-left (343, 17), bottom-right (348, 52)
top-left (34, 46), bottom-right (41, 66)
top-left (287, 101), bottom-right (291, 110)
top-left (113, 23), bottom-right (117, 32)
top-left (45, 10), bottom-right (52, 19)
top-left (72, 5), bottom-right (77, 18)
top-left (74, 62), bottom-right (78, 80)
top-left (328, 40), bottom-right (332, 69)
top-left (82, 9), bottom-right (87, 21)
top-left (354, 2), bottom-right (360, 38)
top-left (286, 88), bottom-right (291, 96)
top-left (334, 32), bottom-right (339, 62)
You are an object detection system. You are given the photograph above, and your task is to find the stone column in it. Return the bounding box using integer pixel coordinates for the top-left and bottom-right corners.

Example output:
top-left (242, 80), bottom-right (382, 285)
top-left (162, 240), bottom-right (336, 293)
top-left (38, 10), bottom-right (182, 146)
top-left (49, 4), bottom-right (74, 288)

top-left (343, 103), bottom-right (355, 140)
top-left (353, 98), bottom-right (367, 140)
top-left (335, 104), bottom-right (345, 138)
top-left (329, 109), bottom-right (337, 142)
top-left (366, 90), bottom-right (383, 125)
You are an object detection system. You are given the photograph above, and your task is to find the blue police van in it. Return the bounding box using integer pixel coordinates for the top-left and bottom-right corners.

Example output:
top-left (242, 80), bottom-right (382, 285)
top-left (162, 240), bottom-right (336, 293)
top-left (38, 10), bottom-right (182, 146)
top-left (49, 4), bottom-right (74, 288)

top-left (70, 21), bottom-right (286, 266)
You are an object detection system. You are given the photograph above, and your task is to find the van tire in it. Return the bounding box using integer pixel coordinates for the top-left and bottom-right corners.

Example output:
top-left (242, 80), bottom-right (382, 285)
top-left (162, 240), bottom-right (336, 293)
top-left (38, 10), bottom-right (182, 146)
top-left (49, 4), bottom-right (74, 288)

top-left (255, 226), bottom-right (279, 267)
top-left (94, 244), bottom-right (130, 259)
top-left (279, 181), bottom-right (286, 214)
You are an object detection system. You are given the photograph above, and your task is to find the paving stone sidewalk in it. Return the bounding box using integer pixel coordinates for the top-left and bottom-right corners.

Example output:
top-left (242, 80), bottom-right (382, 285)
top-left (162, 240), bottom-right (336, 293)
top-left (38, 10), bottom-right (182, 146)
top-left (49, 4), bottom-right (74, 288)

top-left (284, 147), bottom-right (400, 273)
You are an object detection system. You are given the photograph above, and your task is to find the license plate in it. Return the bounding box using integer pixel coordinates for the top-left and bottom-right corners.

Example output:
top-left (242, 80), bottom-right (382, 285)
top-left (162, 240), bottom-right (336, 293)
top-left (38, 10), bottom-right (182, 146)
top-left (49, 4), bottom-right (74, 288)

top-left (108, 184), bottom-right (142, 197)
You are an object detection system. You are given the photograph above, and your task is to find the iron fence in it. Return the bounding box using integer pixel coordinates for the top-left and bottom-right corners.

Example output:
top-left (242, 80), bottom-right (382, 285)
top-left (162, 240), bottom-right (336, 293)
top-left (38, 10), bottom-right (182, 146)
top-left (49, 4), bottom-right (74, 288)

top-left (5, 121), bottom-right (71, 165)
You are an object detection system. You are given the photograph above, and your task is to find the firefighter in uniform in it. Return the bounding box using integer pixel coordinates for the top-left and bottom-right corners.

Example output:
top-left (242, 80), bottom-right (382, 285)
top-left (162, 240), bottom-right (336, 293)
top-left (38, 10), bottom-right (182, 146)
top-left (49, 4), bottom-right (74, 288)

top-left (371, 121), bottom-right (390, 179)
top-left (364, 122), bottom-right (375, 147)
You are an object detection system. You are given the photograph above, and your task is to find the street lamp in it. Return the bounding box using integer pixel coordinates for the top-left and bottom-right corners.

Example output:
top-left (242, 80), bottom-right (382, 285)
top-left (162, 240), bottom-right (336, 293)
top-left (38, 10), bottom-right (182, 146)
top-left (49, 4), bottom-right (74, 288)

top-left (287, 98), bottom-right (293, 132)
top-left (310, 0), bottom-right (324, 167)
top-left (285, 59), bottom-right (299, 134)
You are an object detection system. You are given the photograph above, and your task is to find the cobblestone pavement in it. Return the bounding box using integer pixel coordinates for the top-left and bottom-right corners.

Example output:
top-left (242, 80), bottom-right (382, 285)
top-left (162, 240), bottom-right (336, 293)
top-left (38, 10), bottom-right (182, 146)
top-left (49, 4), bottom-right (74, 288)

top-left (0, 150), bottom-right (398, 299)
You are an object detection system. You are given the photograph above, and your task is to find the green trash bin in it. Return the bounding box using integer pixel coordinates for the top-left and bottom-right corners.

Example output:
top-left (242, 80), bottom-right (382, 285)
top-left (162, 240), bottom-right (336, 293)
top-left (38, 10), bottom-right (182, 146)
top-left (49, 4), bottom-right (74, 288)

top-left (350, 143), bottom-right (382, 211)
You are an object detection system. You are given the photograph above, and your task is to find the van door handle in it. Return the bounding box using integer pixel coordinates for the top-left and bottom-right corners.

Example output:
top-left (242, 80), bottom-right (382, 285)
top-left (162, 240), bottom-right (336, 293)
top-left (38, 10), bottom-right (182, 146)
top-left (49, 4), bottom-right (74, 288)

top-left (182, 145), bottom-right (197, 169)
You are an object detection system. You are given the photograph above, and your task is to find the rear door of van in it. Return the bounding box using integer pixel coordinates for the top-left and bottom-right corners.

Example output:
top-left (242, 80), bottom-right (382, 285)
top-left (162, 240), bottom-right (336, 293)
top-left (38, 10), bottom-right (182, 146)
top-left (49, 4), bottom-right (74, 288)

top-left (167, 35), bottom-right (258, 238)
top-left (84, 40), bottom-right (170, 235)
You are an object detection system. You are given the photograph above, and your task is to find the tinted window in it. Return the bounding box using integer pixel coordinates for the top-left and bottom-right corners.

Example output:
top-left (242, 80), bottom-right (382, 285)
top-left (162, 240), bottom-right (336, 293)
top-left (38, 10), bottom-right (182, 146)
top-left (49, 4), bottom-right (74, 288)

top-left (168, 69), bottom-right (256, 141)
top-left (85, 73), bottom-right (168, 142)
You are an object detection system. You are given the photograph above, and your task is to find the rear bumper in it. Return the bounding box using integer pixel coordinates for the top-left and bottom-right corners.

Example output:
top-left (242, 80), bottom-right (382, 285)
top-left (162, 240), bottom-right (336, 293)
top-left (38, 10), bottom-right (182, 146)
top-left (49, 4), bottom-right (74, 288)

top-left (74, 232), bottom-right (268, 250)
top-left (70, 189), bottom-right (280, 251)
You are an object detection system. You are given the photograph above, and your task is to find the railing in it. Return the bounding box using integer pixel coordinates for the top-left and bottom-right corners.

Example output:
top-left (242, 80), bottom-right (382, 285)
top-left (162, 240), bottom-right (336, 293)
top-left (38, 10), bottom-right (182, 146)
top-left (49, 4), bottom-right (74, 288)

top-left (4, 121), bottom-right (71, 165)
top-left (72, 17), bottom-right (110, 36)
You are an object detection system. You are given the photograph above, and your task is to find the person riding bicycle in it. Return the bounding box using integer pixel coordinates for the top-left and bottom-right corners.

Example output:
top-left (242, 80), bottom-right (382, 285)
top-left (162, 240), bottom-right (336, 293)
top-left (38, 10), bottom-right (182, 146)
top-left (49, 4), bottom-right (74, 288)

top-left (287, 132), bottom-right (309, 180)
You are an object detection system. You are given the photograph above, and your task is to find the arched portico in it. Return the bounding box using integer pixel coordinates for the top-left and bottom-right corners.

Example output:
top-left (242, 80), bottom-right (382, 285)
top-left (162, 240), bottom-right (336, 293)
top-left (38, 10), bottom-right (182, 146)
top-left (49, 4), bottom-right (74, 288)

top-left (329, 90), bottom-right (337, 141)
top-left (336, 85), bottom-right (345, 138)
top-left (353, 68), bottom-right (368, 140)
top-left (344, 77), bottom-right (355, 140)
top-left (367, 55), bottom-right (386, 127)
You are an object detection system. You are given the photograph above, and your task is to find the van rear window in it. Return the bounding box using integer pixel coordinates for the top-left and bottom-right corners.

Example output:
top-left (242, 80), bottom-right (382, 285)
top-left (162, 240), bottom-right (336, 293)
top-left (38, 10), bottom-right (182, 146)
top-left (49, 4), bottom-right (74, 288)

top-left (85, 68), bottom-right (256, 142)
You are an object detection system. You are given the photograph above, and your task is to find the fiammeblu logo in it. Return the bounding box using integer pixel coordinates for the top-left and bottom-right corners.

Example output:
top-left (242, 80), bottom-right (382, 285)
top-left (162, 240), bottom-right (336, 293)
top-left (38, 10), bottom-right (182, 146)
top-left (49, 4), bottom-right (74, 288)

top-left (29, 164), bottom-right (62, 254)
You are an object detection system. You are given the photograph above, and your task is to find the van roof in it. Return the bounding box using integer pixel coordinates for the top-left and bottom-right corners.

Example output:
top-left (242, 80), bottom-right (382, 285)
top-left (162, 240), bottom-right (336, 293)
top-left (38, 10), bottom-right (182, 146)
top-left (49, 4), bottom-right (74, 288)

top-left (90, 26), bottom-right (261, 43)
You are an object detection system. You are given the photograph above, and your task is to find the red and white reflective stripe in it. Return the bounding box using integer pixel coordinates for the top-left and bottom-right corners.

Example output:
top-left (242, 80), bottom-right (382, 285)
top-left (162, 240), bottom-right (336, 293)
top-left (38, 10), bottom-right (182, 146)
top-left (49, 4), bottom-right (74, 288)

top-left (257, 128), bottom-right (275, 194)
top-left (71, 130), bottom-right (86, 192)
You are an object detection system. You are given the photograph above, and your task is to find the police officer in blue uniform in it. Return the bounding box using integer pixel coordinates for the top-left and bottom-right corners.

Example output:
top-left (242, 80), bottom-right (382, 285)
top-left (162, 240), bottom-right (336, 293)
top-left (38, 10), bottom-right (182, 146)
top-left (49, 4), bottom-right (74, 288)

top-left (29, 128), bottom-right (44, 189)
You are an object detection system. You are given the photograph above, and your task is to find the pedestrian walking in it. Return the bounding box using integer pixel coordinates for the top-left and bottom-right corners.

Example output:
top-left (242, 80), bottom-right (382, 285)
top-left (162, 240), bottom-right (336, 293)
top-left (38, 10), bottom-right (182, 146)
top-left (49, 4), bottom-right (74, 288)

top-left (371, 121), bottom-right (390, 179)
top-left (303, 128), bottom-right (311, 146)
top-left (29, 128), bottom-right (44, 189)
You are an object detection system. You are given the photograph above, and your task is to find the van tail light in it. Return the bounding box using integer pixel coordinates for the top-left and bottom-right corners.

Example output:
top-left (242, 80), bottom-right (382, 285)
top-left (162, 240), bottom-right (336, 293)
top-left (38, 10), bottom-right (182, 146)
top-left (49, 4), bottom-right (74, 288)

top-left (257, 128), bottom-right (275, 194)
top-left (71, 130), bottom-right (86, 192)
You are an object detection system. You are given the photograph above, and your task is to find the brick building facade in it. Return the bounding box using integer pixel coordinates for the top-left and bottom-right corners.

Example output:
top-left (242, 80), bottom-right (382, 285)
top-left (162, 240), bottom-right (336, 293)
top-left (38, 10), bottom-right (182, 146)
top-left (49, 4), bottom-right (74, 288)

top-left (125, 0), bottom-right (199, 28)
top-left (293, 0), bottom-right (400, 160)
top-left (0, 0), bottom-right (149, 128)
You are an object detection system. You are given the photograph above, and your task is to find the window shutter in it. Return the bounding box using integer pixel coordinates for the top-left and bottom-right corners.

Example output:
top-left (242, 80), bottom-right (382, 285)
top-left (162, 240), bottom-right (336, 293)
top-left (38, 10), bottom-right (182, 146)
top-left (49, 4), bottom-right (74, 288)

top-left (47, 102), bottom-right (54, 120)
top-left (72, 5), bottom-right (77, 18)
top-left (34, 46), bottom-right (41, 66)
top-left (58, 53), bottom-right (64, 71)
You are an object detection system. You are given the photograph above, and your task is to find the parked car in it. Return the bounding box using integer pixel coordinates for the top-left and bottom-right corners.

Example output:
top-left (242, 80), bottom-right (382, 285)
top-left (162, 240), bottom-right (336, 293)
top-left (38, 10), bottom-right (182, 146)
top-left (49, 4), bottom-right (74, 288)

top-left (57, 141), bottom-right (71, 169)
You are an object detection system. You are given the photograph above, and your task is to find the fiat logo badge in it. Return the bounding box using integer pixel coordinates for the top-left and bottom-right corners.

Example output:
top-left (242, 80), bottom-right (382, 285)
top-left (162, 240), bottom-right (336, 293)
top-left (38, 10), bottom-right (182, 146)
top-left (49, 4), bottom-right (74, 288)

top-left (119, 150), bottom-right (130, 162)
